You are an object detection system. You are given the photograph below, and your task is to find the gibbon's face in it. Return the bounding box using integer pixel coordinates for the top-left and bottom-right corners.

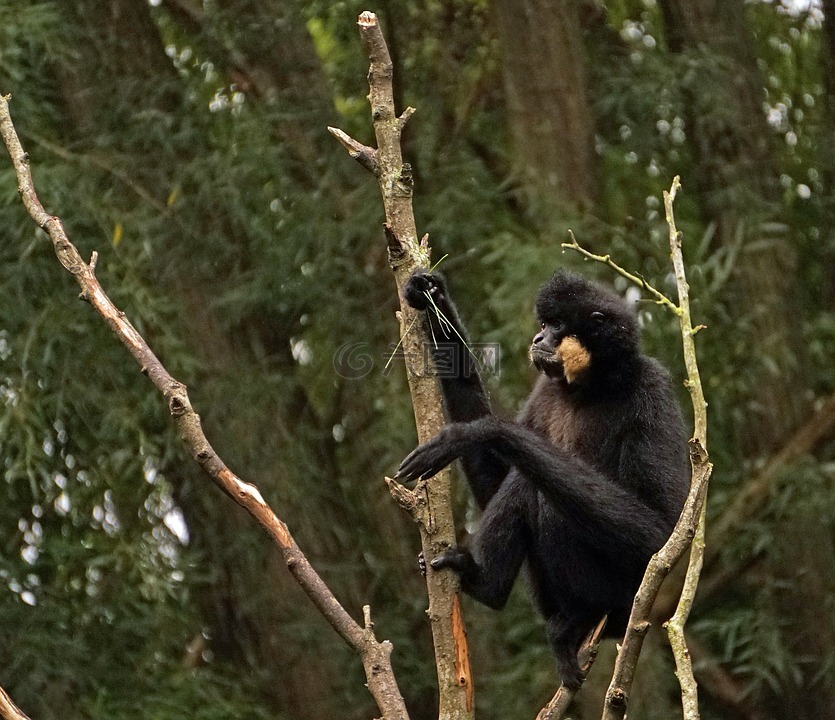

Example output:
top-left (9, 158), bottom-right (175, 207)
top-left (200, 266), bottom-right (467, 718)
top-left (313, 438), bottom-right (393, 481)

top-left (529, 321), bottom-right (592, 383)
top-left (530, 270), bottom-right (640, 384)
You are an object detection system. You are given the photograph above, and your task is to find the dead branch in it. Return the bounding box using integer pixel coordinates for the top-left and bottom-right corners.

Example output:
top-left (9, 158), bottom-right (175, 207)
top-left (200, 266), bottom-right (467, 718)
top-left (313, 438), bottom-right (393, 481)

top-left (0, 94), bottom-right (408, 720)
top-left (0, 687), bottom-right (31, 720)
top-left (661, 177), bottom-right (709, 720)
top-left (331, 11), bottom-right (474, 719)
top-left (601, 444), bottom-right (710, 720)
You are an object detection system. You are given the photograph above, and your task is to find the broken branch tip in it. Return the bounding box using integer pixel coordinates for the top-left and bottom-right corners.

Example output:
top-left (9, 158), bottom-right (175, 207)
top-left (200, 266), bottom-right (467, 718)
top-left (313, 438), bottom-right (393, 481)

top-left (358, 11), bottom-right (377, 26)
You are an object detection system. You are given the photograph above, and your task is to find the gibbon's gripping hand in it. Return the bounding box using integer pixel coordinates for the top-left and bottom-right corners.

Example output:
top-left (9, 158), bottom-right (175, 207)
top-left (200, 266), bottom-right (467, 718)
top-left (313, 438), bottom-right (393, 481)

top-left (403, 270), bottom-right (446, 311)
top-left (396, 424), bottom-right (466, 482)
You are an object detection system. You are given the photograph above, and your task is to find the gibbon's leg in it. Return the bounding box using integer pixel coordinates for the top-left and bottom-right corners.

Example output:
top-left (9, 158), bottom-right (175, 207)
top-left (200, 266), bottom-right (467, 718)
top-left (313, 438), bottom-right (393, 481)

top-left (430, 476), bottom-right (530, 610)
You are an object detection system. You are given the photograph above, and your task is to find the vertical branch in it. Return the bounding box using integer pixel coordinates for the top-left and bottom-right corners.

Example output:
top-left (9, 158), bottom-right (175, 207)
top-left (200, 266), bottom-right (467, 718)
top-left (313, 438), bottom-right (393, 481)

top-left (330, 11), bottom-right (474, 720)
top-left (596, 177), bottom-right (712, 720)
top-left (663, 177), bottom-right (710, 719)
top-left (665, 178), bottom-right (708, 445)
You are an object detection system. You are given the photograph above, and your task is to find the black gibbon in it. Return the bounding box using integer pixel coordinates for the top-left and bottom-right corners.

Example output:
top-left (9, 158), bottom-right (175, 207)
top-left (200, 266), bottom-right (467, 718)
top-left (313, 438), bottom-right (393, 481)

top-left (396, 269), bottom-right (689, 689)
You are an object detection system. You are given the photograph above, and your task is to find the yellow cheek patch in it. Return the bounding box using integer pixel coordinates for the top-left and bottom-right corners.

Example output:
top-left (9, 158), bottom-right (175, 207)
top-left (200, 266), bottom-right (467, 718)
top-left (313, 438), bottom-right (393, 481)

top-left (556, 336), bottom-right (591, 383)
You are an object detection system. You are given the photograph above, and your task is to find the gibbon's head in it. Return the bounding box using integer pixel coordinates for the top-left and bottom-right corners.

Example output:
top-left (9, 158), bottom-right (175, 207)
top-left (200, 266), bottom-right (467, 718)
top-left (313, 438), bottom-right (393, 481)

top-left (529, 270), bottom-right (640, 384)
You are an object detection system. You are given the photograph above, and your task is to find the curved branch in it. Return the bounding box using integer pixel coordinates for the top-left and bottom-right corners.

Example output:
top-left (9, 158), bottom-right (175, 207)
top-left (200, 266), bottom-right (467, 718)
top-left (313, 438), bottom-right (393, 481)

top-left (561, 230), bottom-right (679, 314)
top-left (0, 687), bottom-right (31, 720)
top-left (0, 94), bottom-right (408, 720)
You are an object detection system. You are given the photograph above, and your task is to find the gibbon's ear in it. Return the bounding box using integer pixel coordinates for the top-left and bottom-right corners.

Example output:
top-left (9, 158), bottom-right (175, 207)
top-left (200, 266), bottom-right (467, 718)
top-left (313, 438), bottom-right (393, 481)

top-left (557, 336), bottom-right (591, 383)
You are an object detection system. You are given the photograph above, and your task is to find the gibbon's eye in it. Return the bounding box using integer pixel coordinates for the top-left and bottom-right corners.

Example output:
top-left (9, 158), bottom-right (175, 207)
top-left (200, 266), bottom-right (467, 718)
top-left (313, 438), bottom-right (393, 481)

top-left (540, 322), bottom-right (547, 330)
top-left (591, 311), bottom-right (604, 322)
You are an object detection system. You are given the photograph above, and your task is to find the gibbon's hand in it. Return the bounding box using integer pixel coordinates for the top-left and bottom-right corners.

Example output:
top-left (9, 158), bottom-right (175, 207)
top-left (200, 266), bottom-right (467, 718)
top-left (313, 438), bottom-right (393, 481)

top-left (403, 270), bottom-right (444, 311)
top-left (396, 425), bottom-right (464, 482)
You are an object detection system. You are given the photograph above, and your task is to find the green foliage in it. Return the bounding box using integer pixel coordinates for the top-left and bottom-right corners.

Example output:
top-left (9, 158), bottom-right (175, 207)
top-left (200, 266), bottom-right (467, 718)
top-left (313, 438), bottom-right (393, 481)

top-left (0, 0), bottom-right (834, 719)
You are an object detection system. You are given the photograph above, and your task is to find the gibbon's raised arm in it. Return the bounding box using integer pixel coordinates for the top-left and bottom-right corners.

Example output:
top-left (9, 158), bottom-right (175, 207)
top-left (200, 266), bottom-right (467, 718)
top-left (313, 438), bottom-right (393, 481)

top-left (404, 271), bottom-right (508, 507)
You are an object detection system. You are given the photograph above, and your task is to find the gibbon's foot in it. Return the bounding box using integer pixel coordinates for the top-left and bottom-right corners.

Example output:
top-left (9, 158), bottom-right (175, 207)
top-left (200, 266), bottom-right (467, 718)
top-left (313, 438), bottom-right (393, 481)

top-left (558, 661), bottom-right (585, 692)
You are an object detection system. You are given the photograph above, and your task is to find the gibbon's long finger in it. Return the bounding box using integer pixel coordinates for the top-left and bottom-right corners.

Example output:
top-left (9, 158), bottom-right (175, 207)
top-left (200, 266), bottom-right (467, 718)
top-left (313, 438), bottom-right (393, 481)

top-left (395, 447), bottom-right (430, 481)
top-left (397, 453), bottom-right (441, 481)
top-left (420, 463), bottom-right (445, 480)
top-left (397, 442), bottom-right (454, 481)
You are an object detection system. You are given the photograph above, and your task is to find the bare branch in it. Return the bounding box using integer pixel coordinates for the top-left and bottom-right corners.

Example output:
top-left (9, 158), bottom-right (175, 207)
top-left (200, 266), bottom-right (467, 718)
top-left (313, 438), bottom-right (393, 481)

top-left (327, 126), bottom-right (379, 175)
top-left (661, 177), bottom-right (708, 719)
top-left (601, 178), bottom-right (712, 720)
top-left (561, 231), bottom-right (679, 314)
top-left (333, 12), bottom-right (474, 718)
top-left (0, 687), bottom-right (31, 720)
top-left (602, 443), bottom-right (711, 720)
top-left (0, 94), bottom-right (408, 720)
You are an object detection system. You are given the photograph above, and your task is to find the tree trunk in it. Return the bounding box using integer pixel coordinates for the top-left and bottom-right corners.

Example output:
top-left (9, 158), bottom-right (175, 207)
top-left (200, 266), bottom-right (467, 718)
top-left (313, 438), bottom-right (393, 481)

top-left (491, 0), bottom-right (599, 210)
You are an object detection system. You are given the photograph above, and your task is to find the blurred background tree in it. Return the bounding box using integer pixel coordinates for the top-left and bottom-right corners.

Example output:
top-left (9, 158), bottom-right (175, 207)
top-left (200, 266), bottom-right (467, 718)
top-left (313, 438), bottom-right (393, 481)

top-left (0, 1), bottom-right (832, 719)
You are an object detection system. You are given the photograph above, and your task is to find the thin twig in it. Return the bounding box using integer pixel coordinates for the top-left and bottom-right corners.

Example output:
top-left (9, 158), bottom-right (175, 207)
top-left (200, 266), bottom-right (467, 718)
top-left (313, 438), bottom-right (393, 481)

top-left (561, 230), bottom-right (680, 314)
top-left (326, 126), bottom-right (379, 175)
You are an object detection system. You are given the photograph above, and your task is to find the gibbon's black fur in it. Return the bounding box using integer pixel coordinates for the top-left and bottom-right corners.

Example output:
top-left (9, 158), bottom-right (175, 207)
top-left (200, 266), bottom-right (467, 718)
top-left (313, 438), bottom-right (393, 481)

top-left (396, 269), bottom-right (689, 689)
